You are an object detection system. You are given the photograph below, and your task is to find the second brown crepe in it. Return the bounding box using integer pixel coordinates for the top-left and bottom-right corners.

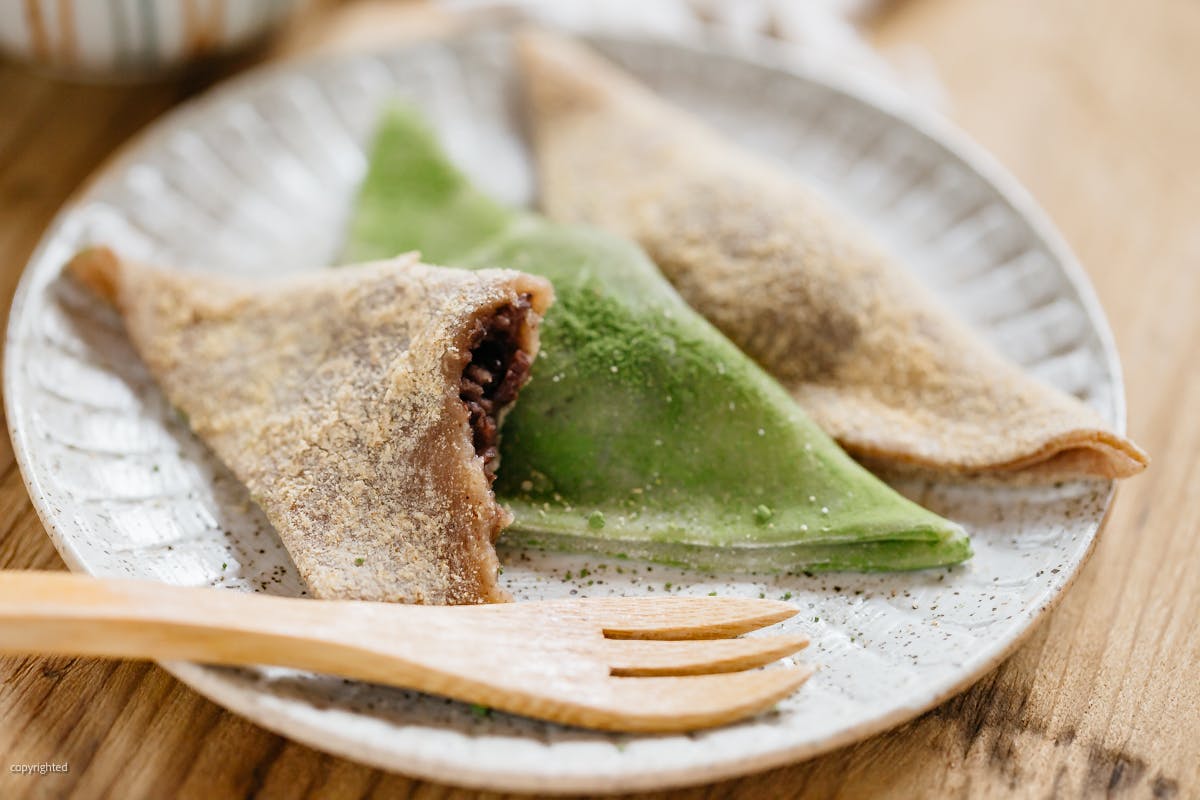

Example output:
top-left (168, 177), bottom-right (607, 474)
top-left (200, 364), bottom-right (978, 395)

top-left (517, 32), bottom-right (1146, 480)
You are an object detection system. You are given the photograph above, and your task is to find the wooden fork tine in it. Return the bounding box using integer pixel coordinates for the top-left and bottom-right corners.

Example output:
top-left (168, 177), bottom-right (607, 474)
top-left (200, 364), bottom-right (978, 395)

top-left (584, 596), bottom-right (799, 639)
top-left (607, 634), bottom-right (809, 677)
top-left (578, 667), bottom-right (815, 732)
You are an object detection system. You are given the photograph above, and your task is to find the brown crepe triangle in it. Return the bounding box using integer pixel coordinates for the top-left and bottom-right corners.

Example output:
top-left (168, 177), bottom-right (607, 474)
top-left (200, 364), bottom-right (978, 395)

top-left (516, 31), bottom-right (1147, 480)
top-left (68, 247), bottom-right (553, 603)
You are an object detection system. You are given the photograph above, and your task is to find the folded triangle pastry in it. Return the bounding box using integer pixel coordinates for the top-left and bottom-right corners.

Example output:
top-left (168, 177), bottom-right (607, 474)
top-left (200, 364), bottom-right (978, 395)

top-left (68, 247), bottom-right (552, 604)
top-left (516, 31), bottom-right (1147, 480)
top-left (346, 108), bottom-right (971, 572)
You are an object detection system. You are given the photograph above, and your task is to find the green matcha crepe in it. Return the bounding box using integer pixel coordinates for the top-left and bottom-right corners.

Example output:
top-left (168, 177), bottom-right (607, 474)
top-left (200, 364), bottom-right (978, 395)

top-left (343, 109), bottom-right (970, 572)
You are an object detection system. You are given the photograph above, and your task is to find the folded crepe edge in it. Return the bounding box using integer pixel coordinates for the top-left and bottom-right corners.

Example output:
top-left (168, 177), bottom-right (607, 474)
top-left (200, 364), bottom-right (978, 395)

top-left (515, 28), bottom-right (658, 116)
top-left (66, 246), bottom-right (556, 605)
top-left (69, 246), bottom-right (122, 304)
top-left (841, 417), bottom-right (1148, 479)
top-left (857, 431), bottom-right (1147, 484)
top-left (514, 29), bottom-right (1148, 484)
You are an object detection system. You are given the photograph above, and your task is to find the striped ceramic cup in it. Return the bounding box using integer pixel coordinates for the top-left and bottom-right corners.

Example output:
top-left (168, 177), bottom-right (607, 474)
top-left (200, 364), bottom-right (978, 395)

top-left (0, 0), bottom-right (303, 79)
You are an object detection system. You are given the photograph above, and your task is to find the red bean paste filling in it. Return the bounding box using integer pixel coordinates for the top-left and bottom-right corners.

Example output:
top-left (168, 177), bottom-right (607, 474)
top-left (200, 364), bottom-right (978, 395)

top-left (460, 294), bottom-right (534, 483)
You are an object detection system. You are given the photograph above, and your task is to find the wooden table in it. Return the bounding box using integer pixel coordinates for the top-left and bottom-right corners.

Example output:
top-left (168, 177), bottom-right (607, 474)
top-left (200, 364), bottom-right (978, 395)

top-left (1, 1), bottom-right (1197, 796)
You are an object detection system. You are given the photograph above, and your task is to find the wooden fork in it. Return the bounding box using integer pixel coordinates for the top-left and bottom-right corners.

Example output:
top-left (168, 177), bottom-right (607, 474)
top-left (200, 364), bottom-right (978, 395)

top-left (0, 571), bottom-right (811, 732)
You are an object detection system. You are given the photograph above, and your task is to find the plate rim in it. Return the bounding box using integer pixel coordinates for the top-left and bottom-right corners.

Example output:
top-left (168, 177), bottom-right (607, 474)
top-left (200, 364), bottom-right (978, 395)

top-left (3, 28), bottom-right (1126, 795)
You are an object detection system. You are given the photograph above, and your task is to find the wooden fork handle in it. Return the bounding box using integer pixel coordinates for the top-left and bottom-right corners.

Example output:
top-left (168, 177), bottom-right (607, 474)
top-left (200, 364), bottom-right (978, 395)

top-left (0, 571), bottom-right (581, 720)
top-left (0, 570), bottom-right (434, 679)
top-left (0, 571), bottom-right (648, 684)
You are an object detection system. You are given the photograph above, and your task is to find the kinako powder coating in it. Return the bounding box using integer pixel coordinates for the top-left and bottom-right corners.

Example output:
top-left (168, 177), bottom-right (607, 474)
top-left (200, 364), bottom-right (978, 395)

top-left (68, 247), bottom-right (552, 605)
top-left (516, 31), bottom-right (1147, 481)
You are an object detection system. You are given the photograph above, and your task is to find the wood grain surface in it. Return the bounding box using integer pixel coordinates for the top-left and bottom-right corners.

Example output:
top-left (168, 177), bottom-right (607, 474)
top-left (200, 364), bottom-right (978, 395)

top-left (1, 0), bottom-right (1197, 797)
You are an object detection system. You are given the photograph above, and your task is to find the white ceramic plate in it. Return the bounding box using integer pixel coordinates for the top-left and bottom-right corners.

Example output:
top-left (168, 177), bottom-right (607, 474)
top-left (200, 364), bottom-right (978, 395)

top-left (4, 27), bottom-right (1125, 795)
